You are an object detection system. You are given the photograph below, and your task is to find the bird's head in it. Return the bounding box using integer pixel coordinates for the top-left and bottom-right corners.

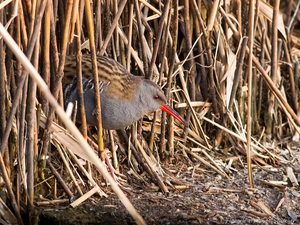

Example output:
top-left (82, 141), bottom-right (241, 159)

top-left (139, 79), bottom-right (184, 124)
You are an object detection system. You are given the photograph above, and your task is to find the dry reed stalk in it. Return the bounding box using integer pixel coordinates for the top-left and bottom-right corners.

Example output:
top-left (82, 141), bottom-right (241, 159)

top-left (55, 142), bottom-right (83, 196)
top-left (228, 37), bottom-right (248, 110)
top-left (134, 0), bottom-right (148, 76)
top-left (253, 55), bottom-right (300, 127)
top-left (0, 154), bottom-right (23, 225)
top-left (0, 6), bottom-right (6, 152)
top-left (165, 1), bottom-right (177, 156)
top-left (73, 2), bottom-right (89, 176)
top-left (116, 26), bottom-right (144, 71)
top-left (0, 197), bottom-right (18, 225)
top-left (178, 143), bottom-right (227, 178)
top-left (40, 0), bottom-right (73, 168)
top-left (157, 2), bottom-right (172, 158)
top-left (75, 19), bottom-right (88, 140)
top-left (134, 136), bottom-right (169, 193)
top-left (0, 4), bottom-right (47, 222)
top-left (192, 0), bottom-right (219, 117)
top-left (94, 0), bottom-right (102, 49)
top-left (37, 122), bottom-right (107, 197)
top-left (246, 0), bottom-right (255, 188)
top-left (120, 130), bottom-right (164, 187)
top-left (126, 2), bottom-right (134, 70)
top-left (0, 0), bottom-right (47, 156)
top-left (26, 46), bottom-right (38, 209)
top-left (109, 130), bottom-right (119, 170)
top-left (220, 2), bottom-right (300, 130)
top-left (85, 0), bottom-right (105, 160)
top-left (99, 0), bottom-right (127, 56)
top-left (70, 186), bottom-right (102, 208)
top-left (266, 0), bottom-right (280, 136)
top-left (181, 0), bottom-right (195, 139)
top-left (40, 0), bottom-right (51, 114)
top-left (181, 89), bottom-right (210, 148)
top-left (283, 41), bottom-right (298, 112)
top-left (148, 0), bottom-right (170, 80)
top-left (65, 149), bottom-right (108, 198)
top-left (0, 1), bottom-right (300, 224)
top-left (46, 160), bottom-right (74, 198)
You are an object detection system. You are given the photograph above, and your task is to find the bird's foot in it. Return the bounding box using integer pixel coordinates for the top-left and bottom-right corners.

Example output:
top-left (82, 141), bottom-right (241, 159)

top-left (103, 150), bottom-right (127, 185)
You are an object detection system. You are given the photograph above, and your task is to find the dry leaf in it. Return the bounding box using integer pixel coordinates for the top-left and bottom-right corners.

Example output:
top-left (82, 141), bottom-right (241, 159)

top-left (258, 0), bottom-right (287, 39)
top-left (222, 48), bottom-right (237, 108)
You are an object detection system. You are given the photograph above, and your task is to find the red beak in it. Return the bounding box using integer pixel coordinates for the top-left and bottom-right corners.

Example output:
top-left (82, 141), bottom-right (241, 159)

top-left (160, 104), bottom-right (185, 124)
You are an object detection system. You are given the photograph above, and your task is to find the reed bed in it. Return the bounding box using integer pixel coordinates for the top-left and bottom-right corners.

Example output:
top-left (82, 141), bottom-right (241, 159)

top-left (0, 0), bottom-right (299, 224)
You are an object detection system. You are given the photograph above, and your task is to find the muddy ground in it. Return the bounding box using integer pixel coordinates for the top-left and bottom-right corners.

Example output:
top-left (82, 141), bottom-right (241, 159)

top-left (38, 145), bottom-right (300, 225)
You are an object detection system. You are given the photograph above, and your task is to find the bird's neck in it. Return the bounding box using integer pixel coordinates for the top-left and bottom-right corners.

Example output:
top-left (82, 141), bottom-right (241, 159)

top-left (133, 80), bottom-right (154, 115)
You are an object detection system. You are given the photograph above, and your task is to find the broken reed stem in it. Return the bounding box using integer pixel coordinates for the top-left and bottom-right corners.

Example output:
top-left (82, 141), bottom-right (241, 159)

top-left (193, 4), bottom-right (208, 100)
top-left (49, 0), bottom-right (60, 79)
top-left (75, 3), bottom-right (93, 175)
top-left (207, 0), bottom-right (220, 32)
top-left (0, 71), bottom-right (25, 155)
top-left (69, 0), bottom-right (80, 43)
top-left (257, 29), bottom-right (266, 121)
top-left (252, 54), bottom-right (300, 127)
top-left (113, 0), bottom-right (121, 63)
top-left (116, 26), bottom-right (144, 72)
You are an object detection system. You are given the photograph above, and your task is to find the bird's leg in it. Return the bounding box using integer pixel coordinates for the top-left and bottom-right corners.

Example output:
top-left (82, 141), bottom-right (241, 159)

top-left (104, 150), bottom-right (118, 181)
top-left (109, 130), bottom-right (119, 170)
top-left (87, 136), bottom-right (124, 183)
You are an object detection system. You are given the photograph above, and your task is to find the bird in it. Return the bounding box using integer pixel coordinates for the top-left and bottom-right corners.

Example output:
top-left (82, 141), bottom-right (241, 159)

top-left (63, 55), bottom-right (184, 130)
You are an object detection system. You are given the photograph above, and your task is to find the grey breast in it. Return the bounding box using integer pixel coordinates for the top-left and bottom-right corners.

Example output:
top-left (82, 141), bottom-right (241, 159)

top-left (64, 78), bottom-right (145, 130)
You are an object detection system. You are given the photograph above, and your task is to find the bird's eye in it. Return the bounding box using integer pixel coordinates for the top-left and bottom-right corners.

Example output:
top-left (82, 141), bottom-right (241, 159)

top-left (154, 95), bottom-right (159, 100)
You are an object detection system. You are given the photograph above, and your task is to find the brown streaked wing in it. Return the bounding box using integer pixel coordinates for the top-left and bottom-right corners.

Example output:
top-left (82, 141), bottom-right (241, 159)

top-left (64, 55), bottom-right (141, 101)
top-left (105, 75), bottom-right (141, 101)
top-left (64, 55), bottom-right (131, 84)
